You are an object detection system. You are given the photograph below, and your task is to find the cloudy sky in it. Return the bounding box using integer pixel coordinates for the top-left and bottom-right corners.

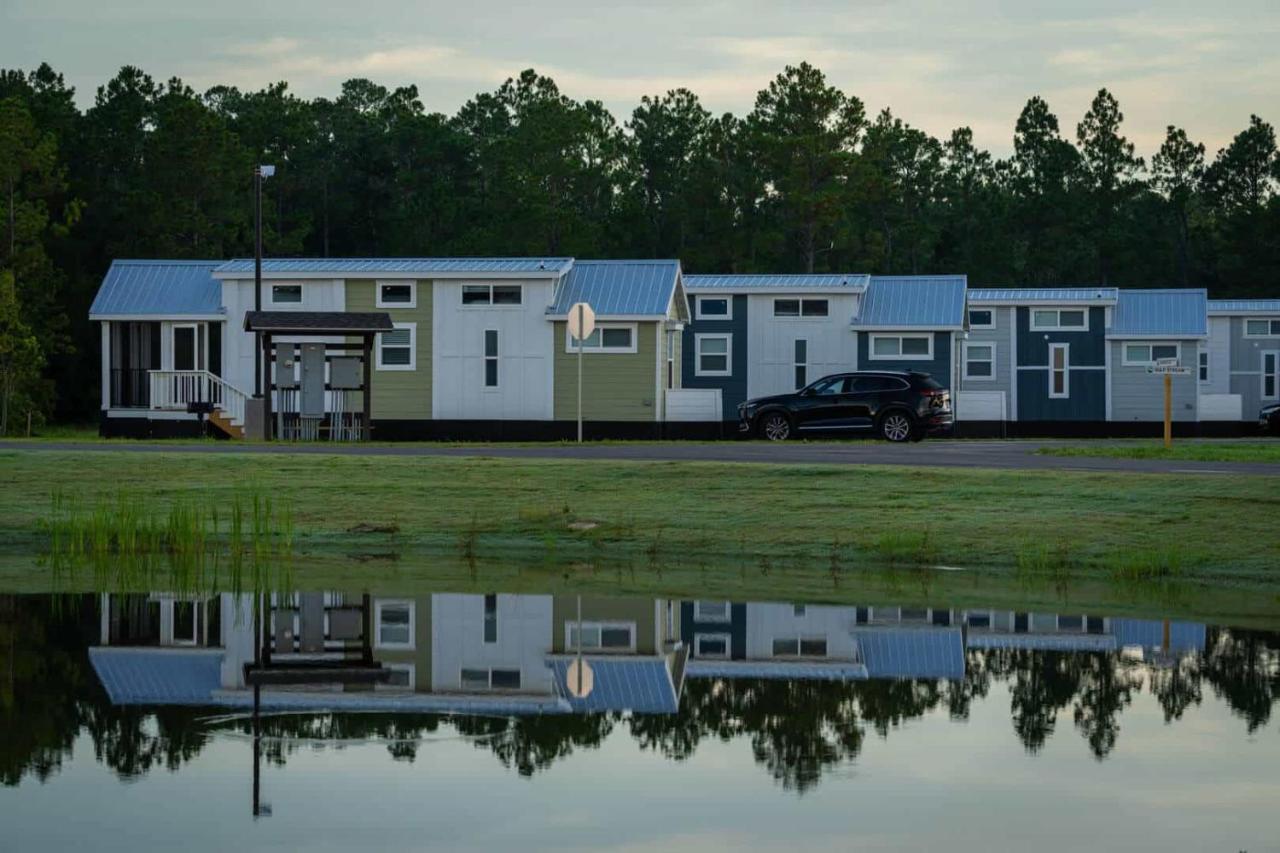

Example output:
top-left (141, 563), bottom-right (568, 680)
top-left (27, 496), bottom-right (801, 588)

top-left (3, 0), bottom-right (1276, 156)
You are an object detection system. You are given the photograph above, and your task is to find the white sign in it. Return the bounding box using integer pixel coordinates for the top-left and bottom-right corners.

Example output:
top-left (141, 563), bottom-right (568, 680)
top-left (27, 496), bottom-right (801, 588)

top-left (1147, 365), bottom-right (1191, 375)
top-left (1155, 357), bottom-right (1180, 367)
top-left (567, 302), bottom-right (596, 342)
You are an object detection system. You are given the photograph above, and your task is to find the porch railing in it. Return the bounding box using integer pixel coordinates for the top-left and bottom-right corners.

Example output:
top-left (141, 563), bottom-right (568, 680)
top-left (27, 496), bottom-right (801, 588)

top-left (149, 370), bottom-right (250, 426)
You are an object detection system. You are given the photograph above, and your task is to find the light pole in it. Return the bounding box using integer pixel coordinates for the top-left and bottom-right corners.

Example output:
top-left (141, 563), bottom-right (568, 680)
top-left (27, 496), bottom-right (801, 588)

top-left (253, 165), bottom-right (276, 398)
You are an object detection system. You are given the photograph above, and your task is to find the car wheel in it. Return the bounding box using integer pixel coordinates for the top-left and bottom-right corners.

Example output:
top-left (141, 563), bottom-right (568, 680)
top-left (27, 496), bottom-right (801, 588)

top-left (878, 411), bottom-right (914, 442)
top-left (758, 412), bottom-right (792, 441)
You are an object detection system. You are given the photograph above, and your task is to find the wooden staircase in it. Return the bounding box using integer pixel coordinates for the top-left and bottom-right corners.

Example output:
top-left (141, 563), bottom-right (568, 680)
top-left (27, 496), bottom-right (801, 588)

top-left (150, 370), bottom-right (250, 439)
top-left (208, 408), bottom-right (244, 439)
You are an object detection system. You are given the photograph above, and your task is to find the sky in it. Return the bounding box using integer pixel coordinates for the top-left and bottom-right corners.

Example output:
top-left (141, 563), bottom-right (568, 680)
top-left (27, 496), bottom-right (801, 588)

top-left (3, 0), bottom-right (1278, 157)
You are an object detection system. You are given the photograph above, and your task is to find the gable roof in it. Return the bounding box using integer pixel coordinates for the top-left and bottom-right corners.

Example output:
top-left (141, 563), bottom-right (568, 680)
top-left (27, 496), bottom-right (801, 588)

top-left (853, 628), bottom-right (966, 680)
top-left (684, 273), bottom-right (870, 293)
top-left (213, 257), bottom-right (574, 279)
top-left (969, 287), bottom-right (1118, 305)
top-left (1207, 299), bottom-right (1280, 315)
top-left (90, 647), bottom-right (225, 704)
top-left (851, 275), bottom-right (968, 329)
top-left (547, 260), bottom-right (683, 318)
top-left (548, 656), bottom-right (681, 713)
top-left (89, 260), bottom-right (224, 319)
top-left (1110, 289), bottom-right (1208, 339)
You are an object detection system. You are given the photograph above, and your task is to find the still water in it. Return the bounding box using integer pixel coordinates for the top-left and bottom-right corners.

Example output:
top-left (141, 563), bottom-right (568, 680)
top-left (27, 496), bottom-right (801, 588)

top-left (2, 588), bottom-right (1278, 851)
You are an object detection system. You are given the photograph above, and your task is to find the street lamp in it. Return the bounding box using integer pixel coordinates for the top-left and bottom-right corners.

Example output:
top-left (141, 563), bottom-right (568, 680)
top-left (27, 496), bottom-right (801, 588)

top-left (253, 165), bottom-right (276, 398)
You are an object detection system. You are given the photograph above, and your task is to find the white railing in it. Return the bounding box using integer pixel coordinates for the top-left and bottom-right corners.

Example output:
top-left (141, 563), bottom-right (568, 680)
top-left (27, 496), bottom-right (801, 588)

top-left (149, 370), bottom-right (250, 426)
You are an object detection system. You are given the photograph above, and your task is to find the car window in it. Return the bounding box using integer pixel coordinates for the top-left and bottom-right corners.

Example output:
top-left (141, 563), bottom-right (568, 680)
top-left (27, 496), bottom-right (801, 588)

top-left (853, 376), bottom-right (906, 392)
top-left (809, 376), bottom-right (849, 395)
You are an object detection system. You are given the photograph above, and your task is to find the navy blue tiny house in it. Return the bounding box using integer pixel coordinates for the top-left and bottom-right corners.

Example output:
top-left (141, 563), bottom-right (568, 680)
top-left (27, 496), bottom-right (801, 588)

top-left (1015, 303), bottom-right (1110, 421)
top-left (681, 600), bottom-right (748, 660)
top-left (681, 292), bottom-right (749, 421)
top-left (851, 275), bottom-right (968, 392)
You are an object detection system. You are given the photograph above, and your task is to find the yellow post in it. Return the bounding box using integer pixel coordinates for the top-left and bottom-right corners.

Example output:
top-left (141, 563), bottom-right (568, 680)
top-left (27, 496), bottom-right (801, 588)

top-left (1163, 372), bottom-right (1173, 449)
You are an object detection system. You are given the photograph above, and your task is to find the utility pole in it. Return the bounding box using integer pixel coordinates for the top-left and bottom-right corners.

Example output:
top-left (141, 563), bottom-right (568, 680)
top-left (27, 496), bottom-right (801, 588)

top-left (253, 165), bottom-right (275, 398)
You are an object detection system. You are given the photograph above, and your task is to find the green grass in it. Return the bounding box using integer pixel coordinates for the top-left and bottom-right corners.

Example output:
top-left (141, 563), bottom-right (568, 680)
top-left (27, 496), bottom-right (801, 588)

top-left (1037, 440), bottom-right (1280, 463)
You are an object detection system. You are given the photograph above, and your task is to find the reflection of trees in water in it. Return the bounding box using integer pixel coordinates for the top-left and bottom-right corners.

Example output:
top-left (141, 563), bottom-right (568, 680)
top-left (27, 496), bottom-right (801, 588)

top-left (4, 596), bottom-right (1280, 793)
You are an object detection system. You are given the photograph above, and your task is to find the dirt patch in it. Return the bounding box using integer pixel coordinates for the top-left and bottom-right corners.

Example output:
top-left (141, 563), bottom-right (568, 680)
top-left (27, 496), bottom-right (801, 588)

top-left (347, 522), bottom-right (401, 534)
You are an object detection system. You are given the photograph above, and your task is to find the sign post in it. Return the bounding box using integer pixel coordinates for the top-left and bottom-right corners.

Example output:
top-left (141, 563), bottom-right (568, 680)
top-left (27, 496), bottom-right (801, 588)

top-left (566, 302), bottom-right (596, 443)
top-left (1147, 359), bottom-right (1190, 449)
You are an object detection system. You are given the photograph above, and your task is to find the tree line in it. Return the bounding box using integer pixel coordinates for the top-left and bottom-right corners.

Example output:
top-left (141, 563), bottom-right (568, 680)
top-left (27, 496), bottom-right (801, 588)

top-left (1, 61), bottom-right (1278, 427)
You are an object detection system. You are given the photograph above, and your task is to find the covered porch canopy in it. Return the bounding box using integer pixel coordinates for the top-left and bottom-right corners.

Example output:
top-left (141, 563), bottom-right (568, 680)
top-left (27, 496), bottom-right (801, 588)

top-left (243, 311), bottom-right (394, 440)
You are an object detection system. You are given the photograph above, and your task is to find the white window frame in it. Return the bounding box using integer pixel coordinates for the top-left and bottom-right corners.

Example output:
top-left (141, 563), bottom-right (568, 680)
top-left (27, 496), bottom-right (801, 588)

top-left (460, 283), bottom-right (523, 308)
top-left (868, 333), bottom-right (933, 361)
top-left (376, 280), bottom-right (417, 309)
top-left (483, 329), bottom-right (499, 389)
top-left (374, 599), bottom-right (415, 650)
top-left (694, 633), bottom-right (732, 659)
top-left (170, 323), bottom-right (205, 372)
top-left (1198, 351), bottom-right (1209, 384)
top-left (963, 341), bottom-right (996, 381)
top-left (377, 663), bottom-right (416, 691)
top-left (376, 322), bottom-right (416, 371)
top-left (1030, 308), bottom-right (1088, 332)
top-left (967, 308), bottom-right (995, 329)
top-left (1121, 342), bottom-right (1180, 367)
top-left (564, 621), bottom-right (637, 653)
top-left (267, 283), bottom-right (304, 307)
top-left (1049, 342), bottom-right (1069, 399)
top-left (1263, 351), bottom-right (1280, 400)
top-left (1244, 318), bottom-right (1280, 337)
top-left (460, 667), bottom-right (522, 691)
top-left (769, 636), bottom-right (830, 658)
top-left (694, 333), bottom-right (732, 377)
top-left (563, 322), bottom-right (638, 354)
top-left (696, 295), bottom-right (733, 321)
top-left (169, 600), bottom-right (200, 646)
top-left (772, 297), bottom-right (829, 319)
top-left (794, 339), bottom-right (808, 389)
top-left (694, 600), bottom-right (731, 622)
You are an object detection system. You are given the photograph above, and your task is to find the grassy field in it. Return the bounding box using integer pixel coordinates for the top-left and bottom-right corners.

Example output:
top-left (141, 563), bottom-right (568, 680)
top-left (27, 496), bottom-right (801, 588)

top-left (1037, 440), bottom-right (1280, 463)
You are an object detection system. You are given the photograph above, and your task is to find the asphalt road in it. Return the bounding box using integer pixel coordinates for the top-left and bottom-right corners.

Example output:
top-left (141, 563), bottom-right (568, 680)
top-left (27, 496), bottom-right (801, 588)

top-left (2, 438), bottom-right (1277, 476)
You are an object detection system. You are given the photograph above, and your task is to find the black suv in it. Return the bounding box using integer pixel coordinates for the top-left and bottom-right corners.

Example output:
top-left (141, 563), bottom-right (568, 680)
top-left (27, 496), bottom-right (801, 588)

top-left (738, 371), bottom-right (953, 442)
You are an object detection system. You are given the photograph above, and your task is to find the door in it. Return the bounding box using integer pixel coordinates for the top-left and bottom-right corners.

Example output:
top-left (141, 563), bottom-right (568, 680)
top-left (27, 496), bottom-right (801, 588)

top-left (172, 324), bottom-right (204, 372)
top-left (1264, 351), bottom-right (1280, 401)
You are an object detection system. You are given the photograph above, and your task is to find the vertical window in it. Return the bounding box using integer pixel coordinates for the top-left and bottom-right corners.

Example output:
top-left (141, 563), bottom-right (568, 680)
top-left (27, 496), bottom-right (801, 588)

top-left (667, 332), bottom-right (675, 389)
top-left (794, 339), bottom-right (808, 389)
top-left (1049, 343), bottom-right (1069, 399)
top-left (377, 323), bottom-right (416, 370)
top-left (1198, 351), bottom-right (1209, 383)
top-left (483, 593), bottom-right (497, 643)
top-left (1264, 352), bottom-right (1279, 399)
top-left (695, 334), bottom-right (731, 376)
top-left (484, 330), bottom-right (498, 387)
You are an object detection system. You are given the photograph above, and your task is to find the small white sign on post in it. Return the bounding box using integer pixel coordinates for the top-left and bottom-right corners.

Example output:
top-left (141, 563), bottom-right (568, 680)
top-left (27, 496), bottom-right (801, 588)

top-left (567, 302), bottom-right (595, 443)
top-left (1146, 365), bottom-right (1192, 375)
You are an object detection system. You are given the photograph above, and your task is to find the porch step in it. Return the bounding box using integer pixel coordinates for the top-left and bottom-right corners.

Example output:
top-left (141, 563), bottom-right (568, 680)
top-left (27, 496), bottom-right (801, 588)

top-left (209, 408), bottom-right (244, 439)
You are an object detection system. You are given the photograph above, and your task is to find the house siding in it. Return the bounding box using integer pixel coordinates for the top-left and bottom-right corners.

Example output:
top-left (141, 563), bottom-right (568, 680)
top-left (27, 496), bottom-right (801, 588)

top-left (552, 320), bottom-right (658, 421)
top-left (856, 331), bottom-right (952, 385)
top-left (346, 279), bottom-right (433, 420)
top-left (552, 596), bottom-right (660, 655)
top-left (682, 294), bottom-right (748, 419)
top-left (1228, 316), bottom-right (1280, 416)
top-left (749, 293), bottom-right (860, 398)
top-left (1015, 306), bottom-right (1106, 421)
top-left (680, 601), bottom-right (748, 659)
top-left (958, 306), bottom-right (1013, 395)
top-left (1110, 339), bottom-right (1200, 422)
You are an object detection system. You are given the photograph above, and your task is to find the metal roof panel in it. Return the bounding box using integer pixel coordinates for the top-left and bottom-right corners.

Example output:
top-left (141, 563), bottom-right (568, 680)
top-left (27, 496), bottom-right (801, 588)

top-left (684, 273), bottom-right (869, 292)
top-left (852, 275), bottom-right (968, 328)
top-left (1110, 289), bottom-right (1208, 337)
top-left (969, 287), bottom-right (1118, 303)
top-left (1207, 299), bottom-right (1280, 314)
top-left (89, 647), bottom-right (224, 705)
top-left (89, 260), bottom-right (224, 318)
top-left (549, 657), bottom-right (678, 713)
top-left (854, 628), bottom-right (965, 680)
top-left (214, 257), bottom-right (574, 277)
top-left (547, 260), bottom-right (681, 318)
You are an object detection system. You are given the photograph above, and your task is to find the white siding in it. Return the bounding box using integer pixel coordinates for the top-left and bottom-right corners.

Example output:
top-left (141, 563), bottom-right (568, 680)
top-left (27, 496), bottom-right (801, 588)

top-left (430, 594), bottom-right (554, 694)
top-left (1204, 316), bottom-right (1232, 394)
top-left (432, 279), bottom-right (557, 420)
top-left (1109, 340), bottom-right (1200, 422)
top-left (219, 278), bottom-right (346, 396)
top-left (744, 603), bottom-right (860, 660)
top-left (745, 293), bottom-right (859, 398)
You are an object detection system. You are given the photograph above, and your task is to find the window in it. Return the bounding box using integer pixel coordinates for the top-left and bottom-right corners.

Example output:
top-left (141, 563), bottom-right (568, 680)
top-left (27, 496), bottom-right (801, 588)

top-left (869, 334), bottom-right (932, 360)
top-left (483, 593), bottom-right (497, 643)
top-left (809, 376), bottom-right (851, 395)
top-left (697, 296), bottom-right (731, 320)
top-left (269, 283), bottom-right (303, 306)
top-left (771, 637), bottom-right (828, 657)
top-left (966, 611), bottom-right (992, 629)
top-left (793, 604), bottom-right (806, 617)
top-left (1049, 343), bottom-right (1069, 398)
top-left (564, 323), bottom-right (637, 353)
top-left (1057, 615), bottom-right (1084, 632)
top-left (695, 633), bottom-right (731, 659)
top-left (380, 664), bottom-right (415, 690)
top-left (794, 339), bottom-right (808, 389)
top-left (1245, 319), bottom-right (1280, 337)
top-left (484, 330), bottom-right (499, 388)
top-left (1031, 308), bottom-right (1087, 331)
top-left (566, 622), bottom-right (636, 652)
top-left (1122, 343), bottom-right (1180, 366)
top-left (377, 323), bottom-right (416, 370)
top-left (172, 601), bottom-right (198, 645)
top-left (461, 668), bottom-right (522, 691)
top-left (695, 334), bottom-right (731, 376)
top-left (462, 284), bottom-right (522, 306)
top-left (968, 308), bottom-right (995, 329)
top-left (853, 375), bottom-right (908, 392)
top-left (1264, 352), bottom-right (1279, 399)
top-left (964, 343), bottom-right (995, 380)
top-left (694, 600), bottom-right (730, 622)
top-left (376, 281), bottom-right (416, 308)
top-left (1199, 351), bottom-right (1209, 383)
top-left (375, 600), bottom-right (415, 649)
top-left (773, 298), bottom-right (828, 318)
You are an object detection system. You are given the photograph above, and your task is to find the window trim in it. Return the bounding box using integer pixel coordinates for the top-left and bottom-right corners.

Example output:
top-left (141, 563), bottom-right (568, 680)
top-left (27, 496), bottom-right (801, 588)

top-left (483, 329), bottom-right (499, 389)
top-left (695, 295), bottom-right (733, 321)
top-left (1121, 341), bottom-right (1181, 367)
top-left (564, 621), bottom-right (637, 653)
top-left (694, 633), bottom-right (732, 659)
top-left (267, 282), bottom-right (304, 308)
top-left (769, 636), bottom-right (830, 659)
top-left (963, 341), bottom-right (996, 381)
top-left (794, 338), bottom-right (808, 389)
top-left (773, 297), bottom-right (829, 319)
top-left (1244, 318), bottom-right (1280, 337)
top-left (693, 600), bottom-right (731, 622)
top-left (1030, 307), bottom-right (1088, 332)
top-left (376, 280), bottom-right (417, 309)
top-left (563, 322), bottom-right (639, 354)
top-left (868, 333), bottom-right (934, 361)
top-left (1263, 351), bottom-right (1279, 400)
top-left (374, 599), bottom-right (415, 650)
top-left (460, 283), bottom-right (523, 308)
top-left (967, 308), bottom-right (995, 329)
top-left (460, 667), bottom-right (522, 691)
top-left (694, 333), bottom-right (732, 377)
top-left (1049, 342), bottom-right (1069, 399)
top-left (1198, 351), bottom-right (1209, 384)
top-left (377, 662), bottom-right (416, 691)
top-left (376, 322), bottom-right (416, 371)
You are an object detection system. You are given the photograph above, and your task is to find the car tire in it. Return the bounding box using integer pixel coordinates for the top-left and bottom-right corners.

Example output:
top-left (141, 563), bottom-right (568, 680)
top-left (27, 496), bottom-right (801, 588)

top-left (757, 411), bottom-right (793, 441)
top-left (877, 410), bottom-right (914, 443)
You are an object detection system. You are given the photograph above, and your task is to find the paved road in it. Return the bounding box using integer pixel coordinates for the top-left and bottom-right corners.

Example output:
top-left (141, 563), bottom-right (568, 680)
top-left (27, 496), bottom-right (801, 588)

top-left (2, 438), bottom-right (1276, 475)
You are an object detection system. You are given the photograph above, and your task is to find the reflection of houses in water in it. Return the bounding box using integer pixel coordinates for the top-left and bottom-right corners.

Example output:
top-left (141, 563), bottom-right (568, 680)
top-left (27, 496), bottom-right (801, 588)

top-left (89, 592), bottom-right (686, 714)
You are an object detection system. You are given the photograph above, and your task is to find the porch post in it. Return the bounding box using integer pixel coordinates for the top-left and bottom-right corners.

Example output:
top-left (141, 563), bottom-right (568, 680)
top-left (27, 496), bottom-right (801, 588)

top-left (362, 333), bottom-right (373, 440)
top-left (262, 333), bottom-right (273, 440)
top-left (100, 321), bottom-right (111, 411)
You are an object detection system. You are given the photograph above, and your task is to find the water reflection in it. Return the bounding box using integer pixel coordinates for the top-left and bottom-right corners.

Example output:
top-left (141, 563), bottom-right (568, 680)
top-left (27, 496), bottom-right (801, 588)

top-left (2, 591), bottom-right (1279, 799)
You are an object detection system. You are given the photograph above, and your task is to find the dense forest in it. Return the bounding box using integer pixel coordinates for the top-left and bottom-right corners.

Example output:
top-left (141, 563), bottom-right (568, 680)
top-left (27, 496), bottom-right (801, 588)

top-left (0, 61), bottom-right (1278, 428)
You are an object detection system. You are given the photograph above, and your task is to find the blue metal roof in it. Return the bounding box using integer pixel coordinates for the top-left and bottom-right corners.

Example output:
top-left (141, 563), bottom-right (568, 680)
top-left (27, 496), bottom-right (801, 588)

top-left (89, 260), bottom-right (224, 318)
top-left (90, 647), bottom-right (224, 704)
top-left (1208, 299), bottom-right (1280, 314)
top-left (1110, 289), bottom-right (1208, 338)
top-left (854, 628), bottom-right (966, 680)
top-left (1112, 619), bottom-right (1206, 655)
top-left (966, 634), bottom-right (1118, 652)
top-left (214, 257), bottom-right (573, 277)
top-left (684, 273), bottom-right (869, 292)
top-left (969, 288), bottom-right (1118, 303)
top-left (547, 260), bottom-right (681, 318)
top-left (549, 657), bottom-right (679, 714)
top-left (852, 275), bottom-right (968, 328)
top-left (684, 660), bottom-right (868, 680)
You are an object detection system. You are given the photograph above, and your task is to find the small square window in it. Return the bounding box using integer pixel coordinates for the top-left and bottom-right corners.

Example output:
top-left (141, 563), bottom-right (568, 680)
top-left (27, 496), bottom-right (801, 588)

top-left (968, 309), bottom-right (994, 328)
top-left (1059, 310), bottom-right (1085, 328)
top-left (271, 284), bottom-right (302, 305)
top-left (698, 297), bottom-right (730, 319)
top-left (461, 668), bottom-right (490, 690)
top-left (602, 327), bottom-right (631, 348)
top-left (462, 285), bottom-right (491, 305)
top-left (901, 337), bottom-right (930, 356)
top-left (801, 299), bottom-right (828, 317)
top-left (378, 325), bottom-right (415, 370)
top-left (798, 638), bottom-right (828, 657)
top-left (490, 669), bottom-right (521, 690)
top-left (696, 335), bottom-right (730, 376)
top-left (773, 299), bottom-right (800, 318)
top-left (377, 283), bottom-right (415, 307)
top-left (1246, 319), bottom-right (1270, 336)
top-left (492, 285), bottom-right (522, 305)
top-left (771, 637), bottom-right (800, 656)
top-left (695, 634), bottom-right (730, 659)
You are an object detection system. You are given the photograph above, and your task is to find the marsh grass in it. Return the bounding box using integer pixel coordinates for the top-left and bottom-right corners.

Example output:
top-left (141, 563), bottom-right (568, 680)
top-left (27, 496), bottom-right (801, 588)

top-left (870, 529), bottom-right (939, 566)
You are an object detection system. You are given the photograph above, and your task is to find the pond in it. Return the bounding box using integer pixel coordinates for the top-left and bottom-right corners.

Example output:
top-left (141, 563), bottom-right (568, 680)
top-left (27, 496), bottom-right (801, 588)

top-left (1, 584), bottom-right (1278, 851)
